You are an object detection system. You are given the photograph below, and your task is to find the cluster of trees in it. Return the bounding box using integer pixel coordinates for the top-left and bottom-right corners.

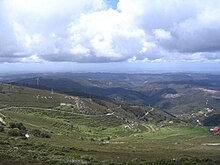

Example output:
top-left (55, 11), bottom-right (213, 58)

top-left (8, 129), bottom-right (26, 137)
top-left (9, 122), bottom-right (26, 131)
top-left (8, 122), bottom-right (27, 137)
top-left (6, 122), bottom-right (50, 138)
top-left (31, 129), bottom-right (50, 138)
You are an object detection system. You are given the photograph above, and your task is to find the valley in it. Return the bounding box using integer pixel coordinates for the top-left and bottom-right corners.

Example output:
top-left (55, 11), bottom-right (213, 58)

top-left (0, 73), bottom-right (220, 164)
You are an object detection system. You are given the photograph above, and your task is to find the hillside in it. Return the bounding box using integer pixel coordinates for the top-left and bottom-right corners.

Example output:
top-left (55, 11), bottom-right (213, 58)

top-left (0, 83), bottom-right (220, 164)
top-left (10, 73), bottom-right (220, 126)
top-left (0, 83), bottom-right (177, 124)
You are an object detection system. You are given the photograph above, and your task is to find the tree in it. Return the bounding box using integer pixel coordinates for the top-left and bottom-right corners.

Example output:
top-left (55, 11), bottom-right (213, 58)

top-left (9, 122), bottom-right (26, 130)
top-left (8, 129), bottom-right (26, 137)
top-left (31, 129), bottom-right (50, 138)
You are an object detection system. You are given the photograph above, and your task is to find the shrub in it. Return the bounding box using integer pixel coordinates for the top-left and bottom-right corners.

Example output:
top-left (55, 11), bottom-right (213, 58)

top-left (31, 129), bottom-right (41, 137)
top-left (31, 129), bottom-right (50, 138)
top-left (9, 122), bottom-right (26, 130)
top-left (90, 138), bottom-right (95, 141)
top-left (8, 129), bottom-right (26, 137)
top-left (0, 125), bottom-right (4, 132)
top-left (40, 132), bottom-right (50, 138)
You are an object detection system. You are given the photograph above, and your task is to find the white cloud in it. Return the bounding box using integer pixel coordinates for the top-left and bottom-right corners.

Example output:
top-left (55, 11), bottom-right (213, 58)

top-left (68, 8), bottom-right (147, 62)
top-left (1, 0), bottom-right (220, 63)
top-left (128, 56), bottom-right (137, 63)
top-left (153, 29), bottom-right (171, 40)
top-left (21, 55), bottom-right (45, 63)
top-left (70, 44), bottom-right (90, 55)
top-left (12, 21), bottom-right (43, 49)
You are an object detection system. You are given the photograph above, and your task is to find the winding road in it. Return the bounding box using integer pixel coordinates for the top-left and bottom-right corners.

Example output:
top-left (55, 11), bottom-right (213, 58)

top-left (139, 108), bottom-right (155, 119)
top-left (0, 106), bottom-right (116, 117)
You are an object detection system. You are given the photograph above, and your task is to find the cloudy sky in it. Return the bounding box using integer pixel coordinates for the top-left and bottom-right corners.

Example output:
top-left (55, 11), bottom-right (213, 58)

top-left (0, 0), bottom-right (220, 73)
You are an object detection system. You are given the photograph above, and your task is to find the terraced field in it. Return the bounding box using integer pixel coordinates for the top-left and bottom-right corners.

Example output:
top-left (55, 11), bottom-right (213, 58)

top-left (0, 84), bottom-right (220, 164)
top-left (1, 106), bottom-right (220, 164)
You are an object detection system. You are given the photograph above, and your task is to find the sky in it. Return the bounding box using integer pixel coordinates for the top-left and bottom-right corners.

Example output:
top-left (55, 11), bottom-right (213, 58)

top-left (0, 0), bottom-right (220, 73)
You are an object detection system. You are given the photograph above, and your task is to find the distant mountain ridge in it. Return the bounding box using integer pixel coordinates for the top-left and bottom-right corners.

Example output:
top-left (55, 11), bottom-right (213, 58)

top-left (7, 72), bottom-right (220, 126)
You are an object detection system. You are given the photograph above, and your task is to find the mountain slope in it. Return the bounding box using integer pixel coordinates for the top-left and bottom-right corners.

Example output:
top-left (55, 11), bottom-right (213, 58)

top-left (12, 73), bottom-right (220, 126)
top-left (0, 83), bottom-right (219, 164)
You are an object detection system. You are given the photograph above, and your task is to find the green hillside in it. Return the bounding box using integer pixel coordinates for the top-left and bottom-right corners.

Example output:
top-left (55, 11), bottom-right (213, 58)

top-left (12, 73), bottom-right (220, 126)
top-left (0, 83), bottom-right (220, 164)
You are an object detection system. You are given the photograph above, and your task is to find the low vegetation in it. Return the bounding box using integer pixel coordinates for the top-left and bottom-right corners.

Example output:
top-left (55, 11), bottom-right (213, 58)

top-left (0, 82), bottom-right (219, 164)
